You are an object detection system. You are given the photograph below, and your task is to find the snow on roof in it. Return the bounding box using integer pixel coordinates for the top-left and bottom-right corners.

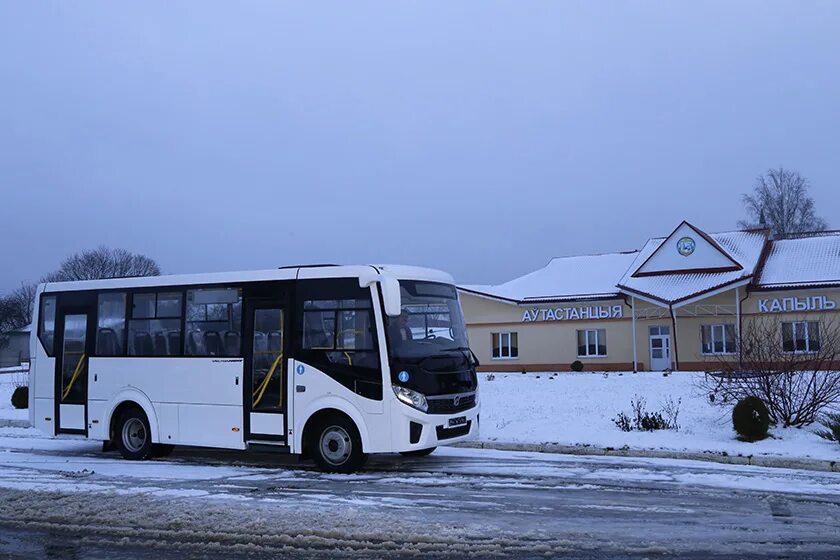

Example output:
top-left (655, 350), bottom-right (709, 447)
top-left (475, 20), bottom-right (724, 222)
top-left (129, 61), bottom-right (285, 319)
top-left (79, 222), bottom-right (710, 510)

top-left (459, 225), bottom-right (839, 307)
top-left (459, 251), bottom-right (639, 303)
top-left (757, 233), bottom-right (840, 289)
top-left (618, 229), bottom-right (769, 304)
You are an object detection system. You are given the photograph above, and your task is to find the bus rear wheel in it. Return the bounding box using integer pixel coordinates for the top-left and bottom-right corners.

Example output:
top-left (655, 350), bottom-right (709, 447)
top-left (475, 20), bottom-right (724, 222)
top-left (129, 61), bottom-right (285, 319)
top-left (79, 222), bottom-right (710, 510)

top-left (116, 408), bottom-right (153, 460)
top-left (310, 415), bottom-right (366, 474)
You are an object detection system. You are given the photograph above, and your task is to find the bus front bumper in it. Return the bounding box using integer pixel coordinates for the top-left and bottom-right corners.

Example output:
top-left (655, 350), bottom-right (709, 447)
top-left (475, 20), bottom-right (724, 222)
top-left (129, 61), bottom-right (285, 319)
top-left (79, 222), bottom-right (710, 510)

top-left (390, 401), bottom-right (479, 452)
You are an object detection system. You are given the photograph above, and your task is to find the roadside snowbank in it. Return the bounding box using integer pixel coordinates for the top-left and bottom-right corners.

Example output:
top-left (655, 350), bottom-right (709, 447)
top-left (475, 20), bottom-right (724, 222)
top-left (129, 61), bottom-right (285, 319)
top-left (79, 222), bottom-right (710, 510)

top-left (477, 371), bottom-right (839, 462)
top-left (3, 367), bottom-right (836, 463)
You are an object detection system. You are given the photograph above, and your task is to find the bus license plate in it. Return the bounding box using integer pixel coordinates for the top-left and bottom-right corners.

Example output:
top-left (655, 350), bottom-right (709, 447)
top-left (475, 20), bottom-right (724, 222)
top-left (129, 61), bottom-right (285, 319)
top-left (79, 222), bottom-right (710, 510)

top-left (448, 416), bottom-right (467, 428)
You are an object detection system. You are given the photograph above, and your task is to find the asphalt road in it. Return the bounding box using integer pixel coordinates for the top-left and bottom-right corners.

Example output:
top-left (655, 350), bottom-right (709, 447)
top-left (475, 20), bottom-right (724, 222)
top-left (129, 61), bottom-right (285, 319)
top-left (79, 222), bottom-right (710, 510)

top-left (0, 430), bottom-right (839, 559)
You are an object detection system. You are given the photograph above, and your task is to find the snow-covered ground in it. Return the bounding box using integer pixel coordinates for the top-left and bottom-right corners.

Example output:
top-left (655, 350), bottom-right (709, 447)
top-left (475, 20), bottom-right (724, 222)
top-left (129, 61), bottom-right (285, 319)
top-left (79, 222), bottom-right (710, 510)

top-left (477, 371), bottom-right (840, 462)
top-left (3, 368), bottom-right (838, 463)
top-left (0, 428), bottom-right (839, 558)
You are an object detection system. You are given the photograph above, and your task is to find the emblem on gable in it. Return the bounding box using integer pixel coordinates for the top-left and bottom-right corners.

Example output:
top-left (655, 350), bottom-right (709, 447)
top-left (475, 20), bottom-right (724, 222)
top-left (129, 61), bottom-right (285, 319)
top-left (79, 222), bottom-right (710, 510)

top-left (676, 236), bottom-right (696, 257)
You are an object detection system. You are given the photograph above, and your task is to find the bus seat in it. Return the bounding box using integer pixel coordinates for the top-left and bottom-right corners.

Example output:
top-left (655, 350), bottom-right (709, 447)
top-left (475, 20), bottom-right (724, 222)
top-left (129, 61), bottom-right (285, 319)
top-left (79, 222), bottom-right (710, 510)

top-left (223, 331), bottom-right (240, 356)
top-left (97, 328), bottom-right (119, 355)
top-left (168, 331), bottom-right (182, 355)
top-left (204, 331), bottom-right (223, 356)
top-left (253, 331), bottom-right (268, 352)
top-left (133, 331), bottom-right (153, 356)
top-left (268, 330), bottom-right (283, 352)
top-left (154, 332), bottom-right (168, 356)
top-left (187, 330), bottom-right (203, 355)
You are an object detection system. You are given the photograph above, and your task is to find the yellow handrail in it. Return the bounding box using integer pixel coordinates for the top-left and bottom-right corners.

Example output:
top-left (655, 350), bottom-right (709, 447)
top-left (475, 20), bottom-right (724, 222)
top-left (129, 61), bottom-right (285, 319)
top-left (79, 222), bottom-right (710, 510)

top-left (61, 353), bottom-right (86, 401)
top-left (252, 353), bottom-right (283, 408)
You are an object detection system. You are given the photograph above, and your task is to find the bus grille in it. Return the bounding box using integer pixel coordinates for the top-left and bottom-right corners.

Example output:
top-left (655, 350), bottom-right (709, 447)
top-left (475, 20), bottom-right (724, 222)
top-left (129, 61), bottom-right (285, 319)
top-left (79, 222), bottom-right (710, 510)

top-left (426, 392), bottom-right (476, 415)
top-left (436, 421), bottom-right (472, 440)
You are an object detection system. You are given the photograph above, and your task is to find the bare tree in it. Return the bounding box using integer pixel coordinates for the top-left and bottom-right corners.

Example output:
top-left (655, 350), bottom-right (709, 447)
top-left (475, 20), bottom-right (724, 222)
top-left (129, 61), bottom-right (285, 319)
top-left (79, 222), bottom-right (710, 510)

top-left (0, 283), bottom-right (37, 332)
top-left (43, 246), bottom-right (161, 283)
top-left (700, 316), bottom-right (840, 428)
top-left (738, 168), bottom-right (828, 237)
top-left (0, 283), bottom-right (37, 349)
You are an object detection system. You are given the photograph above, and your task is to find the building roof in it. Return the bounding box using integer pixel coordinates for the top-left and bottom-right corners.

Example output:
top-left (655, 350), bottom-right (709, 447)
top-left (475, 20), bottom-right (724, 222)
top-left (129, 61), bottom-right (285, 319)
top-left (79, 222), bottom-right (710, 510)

top-left (757, 232), bottom-right (840, 289)
top-left (457, 221), bottom-right (836, 308)
top-left (459, 251), bottom-right (639, 303)
top-left (617, 228), bottom-right (769, 305)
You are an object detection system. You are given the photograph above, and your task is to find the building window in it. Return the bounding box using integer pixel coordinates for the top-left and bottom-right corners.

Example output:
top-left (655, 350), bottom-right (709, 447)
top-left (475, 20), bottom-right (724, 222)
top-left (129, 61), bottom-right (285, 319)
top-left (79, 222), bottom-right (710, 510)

top-left (97, 292), bottom-right (126, 356)
top-left (577, 329), bottom-right (606, 357)
top-left (492, 332), bottom-right (518, 359)
top-left (782, 321), bottom-right (820, 353)
top-left (186, 288), bottom-right (243, 356)
top-left (649, 325), bottom-right (670, 337)
top-left (128, 291), bottom-right (183, 356)
top-left (701, 324), bottom-right (736, 355)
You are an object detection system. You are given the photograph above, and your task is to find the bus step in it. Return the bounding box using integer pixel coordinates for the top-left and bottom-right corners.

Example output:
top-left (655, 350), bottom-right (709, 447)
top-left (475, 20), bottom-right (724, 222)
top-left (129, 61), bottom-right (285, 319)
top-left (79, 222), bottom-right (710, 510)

top-left (247, 441), bottom-right (291, 454)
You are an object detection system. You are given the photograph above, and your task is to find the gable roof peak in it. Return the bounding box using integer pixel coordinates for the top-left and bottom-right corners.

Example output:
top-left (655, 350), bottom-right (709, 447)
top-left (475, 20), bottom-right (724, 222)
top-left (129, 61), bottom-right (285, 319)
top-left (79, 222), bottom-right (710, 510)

top-left (631, 221), bottom-right (742, 278)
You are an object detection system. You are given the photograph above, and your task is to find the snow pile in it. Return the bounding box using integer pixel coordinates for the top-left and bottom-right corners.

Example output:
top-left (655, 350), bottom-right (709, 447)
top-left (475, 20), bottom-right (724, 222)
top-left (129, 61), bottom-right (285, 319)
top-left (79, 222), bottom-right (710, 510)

top-left (477, 371), bottom-right (840, 462)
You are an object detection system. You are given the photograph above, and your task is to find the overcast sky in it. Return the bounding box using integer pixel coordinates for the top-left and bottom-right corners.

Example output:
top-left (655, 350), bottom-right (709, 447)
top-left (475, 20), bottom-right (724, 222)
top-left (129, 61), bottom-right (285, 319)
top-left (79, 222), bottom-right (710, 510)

top-left (1, 2), bottom-right (838, 293)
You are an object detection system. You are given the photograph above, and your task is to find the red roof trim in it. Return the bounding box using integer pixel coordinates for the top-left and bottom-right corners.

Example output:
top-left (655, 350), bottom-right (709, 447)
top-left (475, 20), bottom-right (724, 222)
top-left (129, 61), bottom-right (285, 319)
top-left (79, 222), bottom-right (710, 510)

top-left (632, 265), bottom-right (741, 278)
top-left (458, 286), bottom-right (623, 305)
top-left (456, 287), bottom-right (520, 304)
top-left (750, 282), bottom-right (840, 292)
top-left (618, 275), bottom-right (753, 306)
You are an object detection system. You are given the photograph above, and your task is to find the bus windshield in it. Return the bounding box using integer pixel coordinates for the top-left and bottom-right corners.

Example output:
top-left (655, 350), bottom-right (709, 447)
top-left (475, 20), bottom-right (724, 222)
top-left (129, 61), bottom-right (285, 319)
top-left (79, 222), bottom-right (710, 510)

top-left (385, 281), bottom-right (469, 359)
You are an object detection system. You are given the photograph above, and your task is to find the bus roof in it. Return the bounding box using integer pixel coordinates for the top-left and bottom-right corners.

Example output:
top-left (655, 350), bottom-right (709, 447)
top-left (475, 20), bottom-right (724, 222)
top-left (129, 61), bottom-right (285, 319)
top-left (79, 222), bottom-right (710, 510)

top-left (39, 264), bottom-right (455, 293)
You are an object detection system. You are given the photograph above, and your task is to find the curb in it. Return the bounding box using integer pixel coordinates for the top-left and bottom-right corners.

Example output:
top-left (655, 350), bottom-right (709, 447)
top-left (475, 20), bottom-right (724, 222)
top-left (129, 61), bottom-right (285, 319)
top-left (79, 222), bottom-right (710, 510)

top-left (0, 419), bottom-right (30, 429)
top-left (454, 441), bottom-right (840, 473)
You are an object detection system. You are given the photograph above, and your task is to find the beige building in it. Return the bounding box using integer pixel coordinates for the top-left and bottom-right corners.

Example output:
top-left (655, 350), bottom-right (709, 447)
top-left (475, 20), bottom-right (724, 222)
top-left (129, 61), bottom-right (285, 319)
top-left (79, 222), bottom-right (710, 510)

top-left (459, 221), bottom-right (840, 372)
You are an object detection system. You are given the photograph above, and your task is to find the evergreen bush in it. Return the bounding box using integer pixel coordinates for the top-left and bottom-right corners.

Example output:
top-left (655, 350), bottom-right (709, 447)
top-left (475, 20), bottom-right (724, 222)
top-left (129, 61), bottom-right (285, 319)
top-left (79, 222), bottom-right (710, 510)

top-left (11, 386), bottom-right (28, 409)
top-left (732, 396), bottom-right (770, 441)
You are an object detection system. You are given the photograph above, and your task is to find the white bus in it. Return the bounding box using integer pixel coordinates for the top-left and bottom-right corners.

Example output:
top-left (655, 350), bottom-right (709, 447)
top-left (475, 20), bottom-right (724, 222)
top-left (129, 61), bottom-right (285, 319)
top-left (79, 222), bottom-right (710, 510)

top-left (28, 264), bottom-right (479, 472)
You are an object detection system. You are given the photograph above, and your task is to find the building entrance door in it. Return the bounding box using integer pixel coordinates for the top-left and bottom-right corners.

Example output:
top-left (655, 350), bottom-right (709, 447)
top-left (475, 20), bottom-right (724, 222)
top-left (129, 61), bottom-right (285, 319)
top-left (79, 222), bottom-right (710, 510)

top-left (649, 325), bottom-right (671, 370)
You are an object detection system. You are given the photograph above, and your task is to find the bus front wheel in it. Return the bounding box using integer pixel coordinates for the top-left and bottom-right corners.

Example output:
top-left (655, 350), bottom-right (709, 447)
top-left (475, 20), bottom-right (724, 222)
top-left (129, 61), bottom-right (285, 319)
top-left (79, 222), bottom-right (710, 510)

top-left (310, 415), bottom-right (366, 473)
top-left (116, 408), bottom-right (153, 461)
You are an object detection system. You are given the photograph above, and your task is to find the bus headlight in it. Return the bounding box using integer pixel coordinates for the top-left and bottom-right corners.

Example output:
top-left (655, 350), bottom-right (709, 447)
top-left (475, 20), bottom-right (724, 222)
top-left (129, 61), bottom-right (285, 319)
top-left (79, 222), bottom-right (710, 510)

top-left (392, 385), bottom-right (428, 412)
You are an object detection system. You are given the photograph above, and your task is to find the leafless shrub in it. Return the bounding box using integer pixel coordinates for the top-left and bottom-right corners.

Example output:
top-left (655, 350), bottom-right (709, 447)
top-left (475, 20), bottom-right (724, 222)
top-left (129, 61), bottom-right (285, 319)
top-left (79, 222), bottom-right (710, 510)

top-left (700, 316), bottom-right (840, 428)
top-left (614, 394), bottom-right (680, 432)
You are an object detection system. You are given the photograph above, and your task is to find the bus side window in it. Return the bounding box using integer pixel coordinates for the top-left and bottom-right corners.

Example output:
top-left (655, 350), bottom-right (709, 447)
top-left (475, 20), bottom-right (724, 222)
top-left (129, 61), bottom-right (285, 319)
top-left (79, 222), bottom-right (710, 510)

top-left (96, 292), bottom-right (126, 356)
top-left (186, 288), bottom-right (242, 357)
top-left (302, 299), bottom-right (378, 370)
top-left (128, 291), bottom-right (183, 357)
top-left (38, 295), bottom-right (57, 356)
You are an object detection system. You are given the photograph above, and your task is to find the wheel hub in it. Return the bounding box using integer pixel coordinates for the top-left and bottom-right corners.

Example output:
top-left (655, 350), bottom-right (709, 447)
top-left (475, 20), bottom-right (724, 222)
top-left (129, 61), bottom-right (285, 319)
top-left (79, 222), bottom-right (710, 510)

top-left (320, 426), bottom-right (351, 465)
top-left (122, 418), bottom-right (147, 453)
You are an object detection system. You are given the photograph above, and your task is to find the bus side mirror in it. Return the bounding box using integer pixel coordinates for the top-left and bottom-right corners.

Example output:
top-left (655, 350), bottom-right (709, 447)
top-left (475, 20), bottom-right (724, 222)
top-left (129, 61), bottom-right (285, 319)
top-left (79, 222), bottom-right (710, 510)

top-left (380, 276), bottom-right (402, 317)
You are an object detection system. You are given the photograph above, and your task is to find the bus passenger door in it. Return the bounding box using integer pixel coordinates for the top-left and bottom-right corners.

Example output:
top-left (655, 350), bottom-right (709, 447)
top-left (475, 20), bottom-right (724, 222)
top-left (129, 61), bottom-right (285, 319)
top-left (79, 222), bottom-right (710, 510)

top-left (55, 307), bottom-right (95, 434)
top-left (243, 302), bottom-right (288, 443)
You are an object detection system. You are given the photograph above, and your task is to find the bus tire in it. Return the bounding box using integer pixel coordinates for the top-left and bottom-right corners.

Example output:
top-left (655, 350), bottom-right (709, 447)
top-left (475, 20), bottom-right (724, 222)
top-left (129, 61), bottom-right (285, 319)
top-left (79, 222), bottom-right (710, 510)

top-left (116, 408), bottom-right (153, 461)
top-left (400, 447), bottom-right (436, 457)
top-left (310, 414), bottom-right (366, 473)
top-left (152, 444), bottom-right (175, 458)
